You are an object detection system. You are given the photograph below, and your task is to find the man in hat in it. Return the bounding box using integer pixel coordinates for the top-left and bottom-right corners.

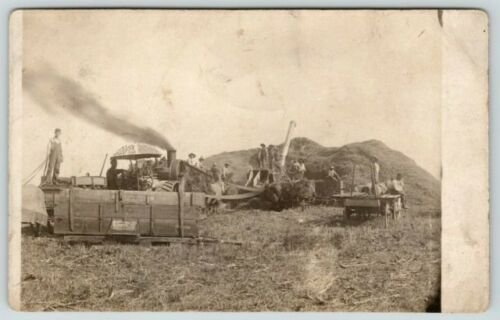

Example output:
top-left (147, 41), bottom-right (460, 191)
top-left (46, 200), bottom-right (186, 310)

top-left (106, 158), bottom-right (126, 190)
top-left (257, 143), bottom-right (268, 169)
top-left (45, 128), bottom-right (63, 184)
top-left (187, 153), bottom-right (198, 167)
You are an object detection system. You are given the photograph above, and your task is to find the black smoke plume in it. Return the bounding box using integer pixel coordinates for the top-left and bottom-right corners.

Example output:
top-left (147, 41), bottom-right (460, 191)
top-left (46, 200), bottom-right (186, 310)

top-left (23, 67), bottom-right (176, 151)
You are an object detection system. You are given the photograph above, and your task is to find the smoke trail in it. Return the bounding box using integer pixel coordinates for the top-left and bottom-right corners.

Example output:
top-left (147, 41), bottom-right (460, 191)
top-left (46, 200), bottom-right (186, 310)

top-left (23, 67), bottom-right (176, 151)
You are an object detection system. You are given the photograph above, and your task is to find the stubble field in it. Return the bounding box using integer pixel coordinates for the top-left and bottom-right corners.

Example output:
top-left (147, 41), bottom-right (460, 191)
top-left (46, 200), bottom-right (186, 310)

top-left (21, 206), bottom-right (440, 312)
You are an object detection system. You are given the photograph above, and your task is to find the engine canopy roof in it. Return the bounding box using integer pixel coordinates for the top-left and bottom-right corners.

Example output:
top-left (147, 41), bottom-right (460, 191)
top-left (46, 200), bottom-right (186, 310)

top-left (111, 143), bottom-right (163, 160)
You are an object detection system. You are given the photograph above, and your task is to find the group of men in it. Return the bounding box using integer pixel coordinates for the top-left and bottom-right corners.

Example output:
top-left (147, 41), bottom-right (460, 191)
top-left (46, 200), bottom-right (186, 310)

top-left (257, 143), bottom-right (281, 172)
top-left (186, 153), bottom-right (205, 169)
top-left (186, 152), bottom-right (232, 184)
top-left (42, 128), bottom-right (407, 208)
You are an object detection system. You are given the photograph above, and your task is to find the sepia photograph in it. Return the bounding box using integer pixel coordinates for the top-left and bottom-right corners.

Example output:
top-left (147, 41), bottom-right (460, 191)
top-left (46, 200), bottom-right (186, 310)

top-left (8, 9), bottom-right (488, 312)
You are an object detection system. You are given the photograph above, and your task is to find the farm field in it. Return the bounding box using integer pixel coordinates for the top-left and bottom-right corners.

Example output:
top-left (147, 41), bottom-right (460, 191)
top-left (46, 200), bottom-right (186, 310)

top-left (21, 206), bottom-right (440, 312)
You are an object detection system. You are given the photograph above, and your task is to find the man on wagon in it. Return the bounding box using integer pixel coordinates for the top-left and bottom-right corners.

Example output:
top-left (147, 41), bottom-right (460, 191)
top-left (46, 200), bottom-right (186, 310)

top-left (106, 158), bottom-right (126, 190)
top-left (257, 143), bottom-right (268, 169)
top-left (45, 128), bottom-right (63, 184)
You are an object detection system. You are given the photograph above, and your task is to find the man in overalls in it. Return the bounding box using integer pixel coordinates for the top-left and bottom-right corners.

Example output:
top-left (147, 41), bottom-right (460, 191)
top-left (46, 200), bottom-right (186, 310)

top-left (46, 128), bottom-right (63, 184)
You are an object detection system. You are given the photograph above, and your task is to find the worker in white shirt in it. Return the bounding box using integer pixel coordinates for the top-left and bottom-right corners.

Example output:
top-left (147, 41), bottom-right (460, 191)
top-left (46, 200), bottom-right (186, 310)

top-left (298, 159), bottom-right (307, 179)
top-left (390, 173), bottom-right (408, 209)
top-left (328, 165), bottom-right (341, 181)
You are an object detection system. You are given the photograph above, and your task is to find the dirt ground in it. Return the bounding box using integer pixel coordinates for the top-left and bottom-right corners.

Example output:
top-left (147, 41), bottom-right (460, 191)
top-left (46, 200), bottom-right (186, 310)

top-left (21, 206), bottom-right (440, 311)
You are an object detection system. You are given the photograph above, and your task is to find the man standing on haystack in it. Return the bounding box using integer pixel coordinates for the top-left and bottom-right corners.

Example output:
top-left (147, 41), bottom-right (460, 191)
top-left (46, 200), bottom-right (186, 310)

top-left (257, 143), bottom-right (268, 169)
top-left (45, 128), bottom-right (63, 184)
top-left (267, 145), bottom-right (275, 171)
top-left (298, 159), bottom-right (307, 179)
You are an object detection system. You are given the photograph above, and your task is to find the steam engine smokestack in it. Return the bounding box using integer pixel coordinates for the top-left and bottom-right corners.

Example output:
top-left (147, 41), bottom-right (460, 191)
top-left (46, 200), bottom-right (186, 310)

top-left (167, 149), bottom-right (177, 167)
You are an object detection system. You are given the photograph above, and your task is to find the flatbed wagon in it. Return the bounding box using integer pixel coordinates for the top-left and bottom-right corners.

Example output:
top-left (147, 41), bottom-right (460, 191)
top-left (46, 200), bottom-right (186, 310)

top-left (332, 192), bottom-right (403, 226)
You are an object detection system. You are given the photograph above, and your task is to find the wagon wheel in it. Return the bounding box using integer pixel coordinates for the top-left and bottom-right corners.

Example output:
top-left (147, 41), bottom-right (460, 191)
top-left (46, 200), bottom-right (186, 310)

top-left (30, 223), bottom-right (41, 237)
top-left (344, 207), bottom-right (351, 220)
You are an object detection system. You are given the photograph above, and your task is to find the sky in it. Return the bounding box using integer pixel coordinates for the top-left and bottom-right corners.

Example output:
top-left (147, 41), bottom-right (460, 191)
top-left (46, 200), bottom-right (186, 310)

top-left (20, 10), bottom-right (442, 181)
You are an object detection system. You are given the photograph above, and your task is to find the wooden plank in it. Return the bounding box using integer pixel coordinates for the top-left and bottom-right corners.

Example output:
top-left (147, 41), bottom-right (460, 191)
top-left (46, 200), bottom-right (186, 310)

top-left (178, 175), bottom-right (186, 238)
top-left (227, 183), bottom-right (264, 193)
top-left (206, 190), bottom-right (263, 201)
top-left (68, 188), bottom-right (73, 231)
top-left (98, 204), bottom-right (102, 232)
top-left (345, 199), bottom-right (380, 207)
top-left (71, 203), bottom-right (199, 220)
top-left (64, 235), bottom-right (105, 243)
top-left (72, 188), bottom-right (116, 202)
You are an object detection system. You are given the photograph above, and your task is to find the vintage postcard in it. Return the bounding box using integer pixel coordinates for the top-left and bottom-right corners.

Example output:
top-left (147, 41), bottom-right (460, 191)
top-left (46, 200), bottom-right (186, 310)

top-left (9, 9), bottom-right (488, 312)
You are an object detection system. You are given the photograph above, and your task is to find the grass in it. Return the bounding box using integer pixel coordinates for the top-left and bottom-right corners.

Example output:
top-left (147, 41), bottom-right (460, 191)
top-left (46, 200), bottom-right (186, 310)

top-left (21, 205), bottom-right (440, 311)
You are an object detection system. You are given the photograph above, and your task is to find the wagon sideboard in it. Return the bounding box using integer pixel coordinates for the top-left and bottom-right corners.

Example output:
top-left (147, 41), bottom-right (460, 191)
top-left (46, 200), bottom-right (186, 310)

top-left (332, 193), bottom-right (401, 207)
top-left (45, 188), bottom-right (204, 238)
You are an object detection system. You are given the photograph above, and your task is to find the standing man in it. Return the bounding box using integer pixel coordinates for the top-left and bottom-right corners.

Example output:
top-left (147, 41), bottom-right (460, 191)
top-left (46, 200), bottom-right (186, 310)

top-left (211, 163), bottom-right (221, 183)
top-left (198, 156), bottom-right (205, 170)
top-left (106, 158), bottom-right (126, 190)
top-left (46, 128), bottom-right (63, 184)
top-left (390, 173), bottom-right (408, 209)
top-left (298, 159), bottom-right (307, 180)
top-left (267, 145), bottom-right (275, 171)
top-left (211, 163), bottom-right (224, 193)
top-left (257, 143), bottom-right (268, 169)
top-left (222, 163), bottom-right (232, 182)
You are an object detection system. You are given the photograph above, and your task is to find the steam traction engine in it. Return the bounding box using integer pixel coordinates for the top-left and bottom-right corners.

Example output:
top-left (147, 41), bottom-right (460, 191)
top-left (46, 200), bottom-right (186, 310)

top-left (30, 143), bottom-right (205, 243)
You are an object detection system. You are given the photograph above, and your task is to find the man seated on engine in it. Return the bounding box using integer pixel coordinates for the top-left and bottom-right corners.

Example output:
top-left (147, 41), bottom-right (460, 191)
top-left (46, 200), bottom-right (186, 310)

top-left (106, 158), bottom-right (126, 190)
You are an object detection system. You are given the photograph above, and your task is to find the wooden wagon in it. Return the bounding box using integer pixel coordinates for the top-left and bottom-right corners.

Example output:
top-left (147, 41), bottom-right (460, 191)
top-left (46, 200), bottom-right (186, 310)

top-left (332, 192), bottom-right (403, 226)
